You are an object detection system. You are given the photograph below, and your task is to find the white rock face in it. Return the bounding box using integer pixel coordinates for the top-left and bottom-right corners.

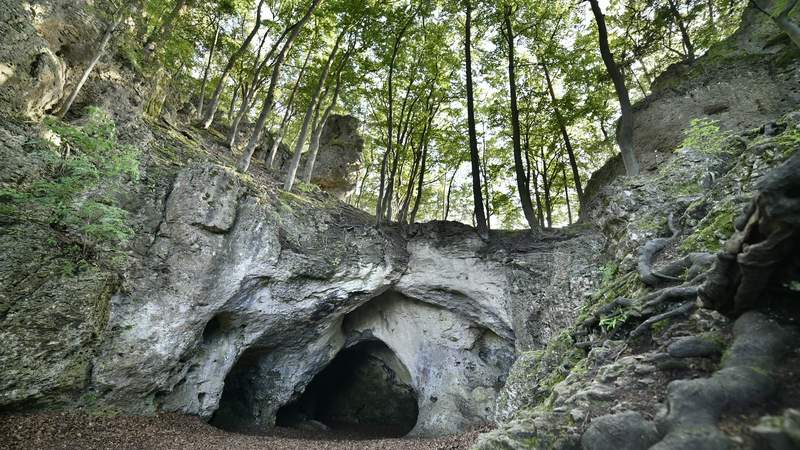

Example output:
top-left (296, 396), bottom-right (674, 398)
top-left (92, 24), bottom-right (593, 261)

top-left (77, 164), bottom-right (603, 436)
top-left (345, 292), bottom-right (514, 436)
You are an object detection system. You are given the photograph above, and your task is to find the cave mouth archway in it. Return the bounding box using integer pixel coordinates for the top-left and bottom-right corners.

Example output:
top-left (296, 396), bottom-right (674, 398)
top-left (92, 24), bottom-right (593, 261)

top-left (276, 340), bottom-right (419, 438)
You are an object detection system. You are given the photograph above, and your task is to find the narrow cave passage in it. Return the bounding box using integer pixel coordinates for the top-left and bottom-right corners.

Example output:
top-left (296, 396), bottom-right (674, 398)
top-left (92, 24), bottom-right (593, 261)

top-left (275, 340), bottom-right (419, 437)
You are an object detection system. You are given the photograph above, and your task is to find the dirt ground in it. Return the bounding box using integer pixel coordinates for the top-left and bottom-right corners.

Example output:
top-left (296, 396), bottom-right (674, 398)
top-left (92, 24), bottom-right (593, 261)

top-left (0, 413), bottom-right (485, 450)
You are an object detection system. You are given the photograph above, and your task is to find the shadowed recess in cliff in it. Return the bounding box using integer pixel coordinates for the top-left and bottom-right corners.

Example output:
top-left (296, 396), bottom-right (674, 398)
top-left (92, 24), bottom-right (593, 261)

top-left (275, 340), bottom-right (419, 437)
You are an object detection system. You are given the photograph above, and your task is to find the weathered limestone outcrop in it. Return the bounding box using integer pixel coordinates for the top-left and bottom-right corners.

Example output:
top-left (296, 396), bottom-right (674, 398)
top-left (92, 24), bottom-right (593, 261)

top-left (310, 114), bottom-right (364, 199)
top-left (476, 109), bottom-right (800, 449)
top-left (0, 137), bottom-right (603, 436)
top-left (82, 163), bottom-right (601, 436)
top-left (583, 2), bottom-right (800, 208)
top-left (0, 0), bottom-right (66, 119)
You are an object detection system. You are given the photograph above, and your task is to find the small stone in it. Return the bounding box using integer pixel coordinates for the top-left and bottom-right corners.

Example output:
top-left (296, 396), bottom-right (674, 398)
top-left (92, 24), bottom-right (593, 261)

top-left (581, 411), bottom-right (660, 450)
top-left (634, 363), bottom-right (657, 374)
top-left (667, 334), bottom-right (724, 358)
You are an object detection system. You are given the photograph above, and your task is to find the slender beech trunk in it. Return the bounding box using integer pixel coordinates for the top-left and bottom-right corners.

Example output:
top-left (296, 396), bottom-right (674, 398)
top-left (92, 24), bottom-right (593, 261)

top-left (201, 0), bottom-right (266, 129)
top-left (504, 5), bottom-right (538, 231)
top-left (238, 0), bottom-right (323, 173)
top-left (397, 144), bottom-right (422, 223)
top-left (397, 82), bottom-right (435, 223)
top-left (381, 79), bottom-right (418, 222)
top-left (409, 100), bottom-right (439, 224)
top-left (354, 155), bottom-right (373, 208)
top-left (525, 132), bottom-right (545, 227)
top-left (228, 27), bottom-right (292, 148)
top-left (444, 169), bottom-right (457, 221)
top-left (227, 31), bottom-right (272, 147)
top-left (464, 0), bottom-right (489, 238)
top-left (376, 18), bottom-right (413, 224)
top-left (302, 52), bottom-right (347, 183)
top-left (542, 61), bottom-right (583, 205)
top-left (268, 44), bottom-right (313, 168)
top-left (227, 82), bottom-right (240, 124)
top-left (562, 164), bottom-right (572, 225)
top-left (667, 0), bottom-right (696, 62)
top-left (283, 29), bottom-right (345, 191)
top-left (60, 6), bottom-right (128, 117)
top-left (481, 133), bottom-right (491, 231)
top-left (540, 146), bottom-right (552, 228)
top-left (588, 0), bottom-right (640, 176)
top-left (197, 18), bottom-right (221, 118)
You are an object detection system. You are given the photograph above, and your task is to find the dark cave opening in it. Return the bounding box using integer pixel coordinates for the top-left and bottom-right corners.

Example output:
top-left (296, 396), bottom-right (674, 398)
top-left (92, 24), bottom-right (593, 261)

top-left (275, 340), bottom-right (419, 437)
top-left (210, 347), bottom-right (268, 432)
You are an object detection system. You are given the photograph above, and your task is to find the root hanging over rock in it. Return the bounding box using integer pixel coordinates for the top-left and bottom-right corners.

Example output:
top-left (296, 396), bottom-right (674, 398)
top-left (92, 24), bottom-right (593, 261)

top-left (638, 213), bottom-right (681, 287)
top-left (700, 152), bottom-right (800, 315)
top-left (650, 311), bottom-right (799, 450)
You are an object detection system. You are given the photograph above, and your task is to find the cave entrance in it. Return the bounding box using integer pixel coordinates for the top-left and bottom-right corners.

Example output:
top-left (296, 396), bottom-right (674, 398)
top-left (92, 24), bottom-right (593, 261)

top-left (275, 340), bottom-right (419, 437)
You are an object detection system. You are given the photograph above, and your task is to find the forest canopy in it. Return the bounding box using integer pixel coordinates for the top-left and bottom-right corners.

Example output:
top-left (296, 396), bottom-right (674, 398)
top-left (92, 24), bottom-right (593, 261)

top-left (87, 0), bottom-right (753, 229)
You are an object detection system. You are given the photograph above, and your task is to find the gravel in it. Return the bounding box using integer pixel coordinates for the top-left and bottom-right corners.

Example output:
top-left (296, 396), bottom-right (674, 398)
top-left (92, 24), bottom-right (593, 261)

top-left (0, 413), bottom-right (485, 450)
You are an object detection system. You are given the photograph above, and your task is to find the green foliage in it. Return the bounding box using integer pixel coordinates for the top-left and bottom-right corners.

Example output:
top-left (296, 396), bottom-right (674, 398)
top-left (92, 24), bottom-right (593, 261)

top-left (109, 0), bottom-right (747, 228)
top-left (0, 107), bottom-right (140, 261)
top-left (679, 202), bottom-right (737, 253)
top-left (599, 308), bottom-right (630, 333)
top-left (680, 118), bottom-right (733, 155)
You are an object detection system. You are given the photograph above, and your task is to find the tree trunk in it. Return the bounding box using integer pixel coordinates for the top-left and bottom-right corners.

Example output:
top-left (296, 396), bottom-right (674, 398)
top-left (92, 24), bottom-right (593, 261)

top-left (409, 101), bottom-right (438, 224)
top-left (376, 16), bottom-right (414, 225)
top-left (200, 0), bottom-right (266, 129)
top-left (197, 18), bottom-right (221, 119)
top-left (237, 0), bottom-right (323, 173)
top-left (397, 143), bottom-right (422, 224)
top-left (562, 164), bottom-right (572, 225)
top-left (667, 0), bottom-right (696, 62)
top-left (228, 27), bottom-right (291, 148)
top-left (302, 52), bottom-right (347, 183)
top-left (588, 0), bottom-right (640, 176)
top-left (464, 0), bottom-right (489, 238)
top-left (227, 82), bottom-right (240, 124)
top-left (525, 133), bottom-right (545, 227)
top-left (283, 29), bottom-right (345, 191)
top-left (59, 7), bottom-right (128, 117)
top-left (381, 79), bottom-right (417, 222)
top-left (444, 169), bottom-right (457, 221)
top-left (540, 146), bottom-right (552, 228)
top-left (542, 61), bottom-right (583, 205)
top-left (481, 135), bottom-right (491, 230)
top-left (268, 44), bottom-right (313, 168)
top-left (505, 6), bottom-right (539, 231)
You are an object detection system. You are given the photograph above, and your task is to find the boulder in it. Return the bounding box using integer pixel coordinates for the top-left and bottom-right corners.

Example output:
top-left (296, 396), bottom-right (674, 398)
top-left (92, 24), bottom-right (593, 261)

top-left (581, 411), bottom-right (660, 450)
top-left (310, 114), bottom-right (364, 199)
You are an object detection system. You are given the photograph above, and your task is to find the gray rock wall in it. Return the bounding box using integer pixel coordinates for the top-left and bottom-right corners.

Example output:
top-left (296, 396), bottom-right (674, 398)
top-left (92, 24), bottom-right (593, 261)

top-left (10, 162), bottom-right (596, 436)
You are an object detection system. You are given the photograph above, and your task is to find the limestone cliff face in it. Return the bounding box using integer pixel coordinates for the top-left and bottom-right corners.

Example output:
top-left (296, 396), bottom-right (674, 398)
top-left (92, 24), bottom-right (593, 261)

top-left (0, 125), bottom-right (602, 435)
top-left (83, 163), bottom-right (601, 436)
top-left (582, 2), bottom-right (800, 210)
top-left (0, 4), bottom-right (605, 432)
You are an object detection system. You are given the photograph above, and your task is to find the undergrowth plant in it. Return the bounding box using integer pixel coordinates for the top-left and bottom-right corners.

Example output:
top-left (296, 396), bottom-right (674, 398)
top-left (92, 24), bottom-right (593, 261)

top-left (0, 107), bottom-right (140, 265)
top-left (681, 118), bottom-right (733, 155)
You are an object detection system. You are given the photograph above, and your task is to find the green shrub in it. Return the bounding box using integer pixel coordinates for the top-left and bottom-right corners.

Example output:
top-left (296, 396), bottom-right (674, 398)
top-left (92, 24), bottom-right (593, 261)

top-left (681, 118), bottom-right (733, 155)
top-left (0, 107), bottom-right (140, 261)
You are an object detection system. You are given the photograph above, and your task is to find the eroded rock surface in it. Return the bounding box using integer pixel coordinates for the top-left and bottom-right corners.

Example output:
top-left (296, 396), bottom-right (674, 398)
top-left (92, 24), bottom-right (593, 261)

top-left (0, 155), bottom-right (604, 436)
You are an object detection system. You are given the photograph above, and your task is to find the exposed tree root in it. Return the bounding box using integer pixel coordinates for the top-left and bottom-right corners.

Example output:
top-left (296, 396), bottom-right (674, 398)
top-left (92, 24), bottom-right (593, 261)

top-left (700, 152), bottom-right (800, 315)
top-left (650, 311), bottom-right (798, 449)
top-left (638, 213), bottom-right (681, 287)
top-left (629, 301), bottom-right (697, 337)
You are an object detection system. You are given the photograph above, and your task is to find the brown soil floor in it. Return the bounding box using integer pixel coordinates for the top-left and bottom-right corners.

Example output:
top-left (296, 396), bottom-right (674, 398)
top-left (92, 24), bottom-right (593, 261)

top-left (0, 413), bottom-right (484, 450)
